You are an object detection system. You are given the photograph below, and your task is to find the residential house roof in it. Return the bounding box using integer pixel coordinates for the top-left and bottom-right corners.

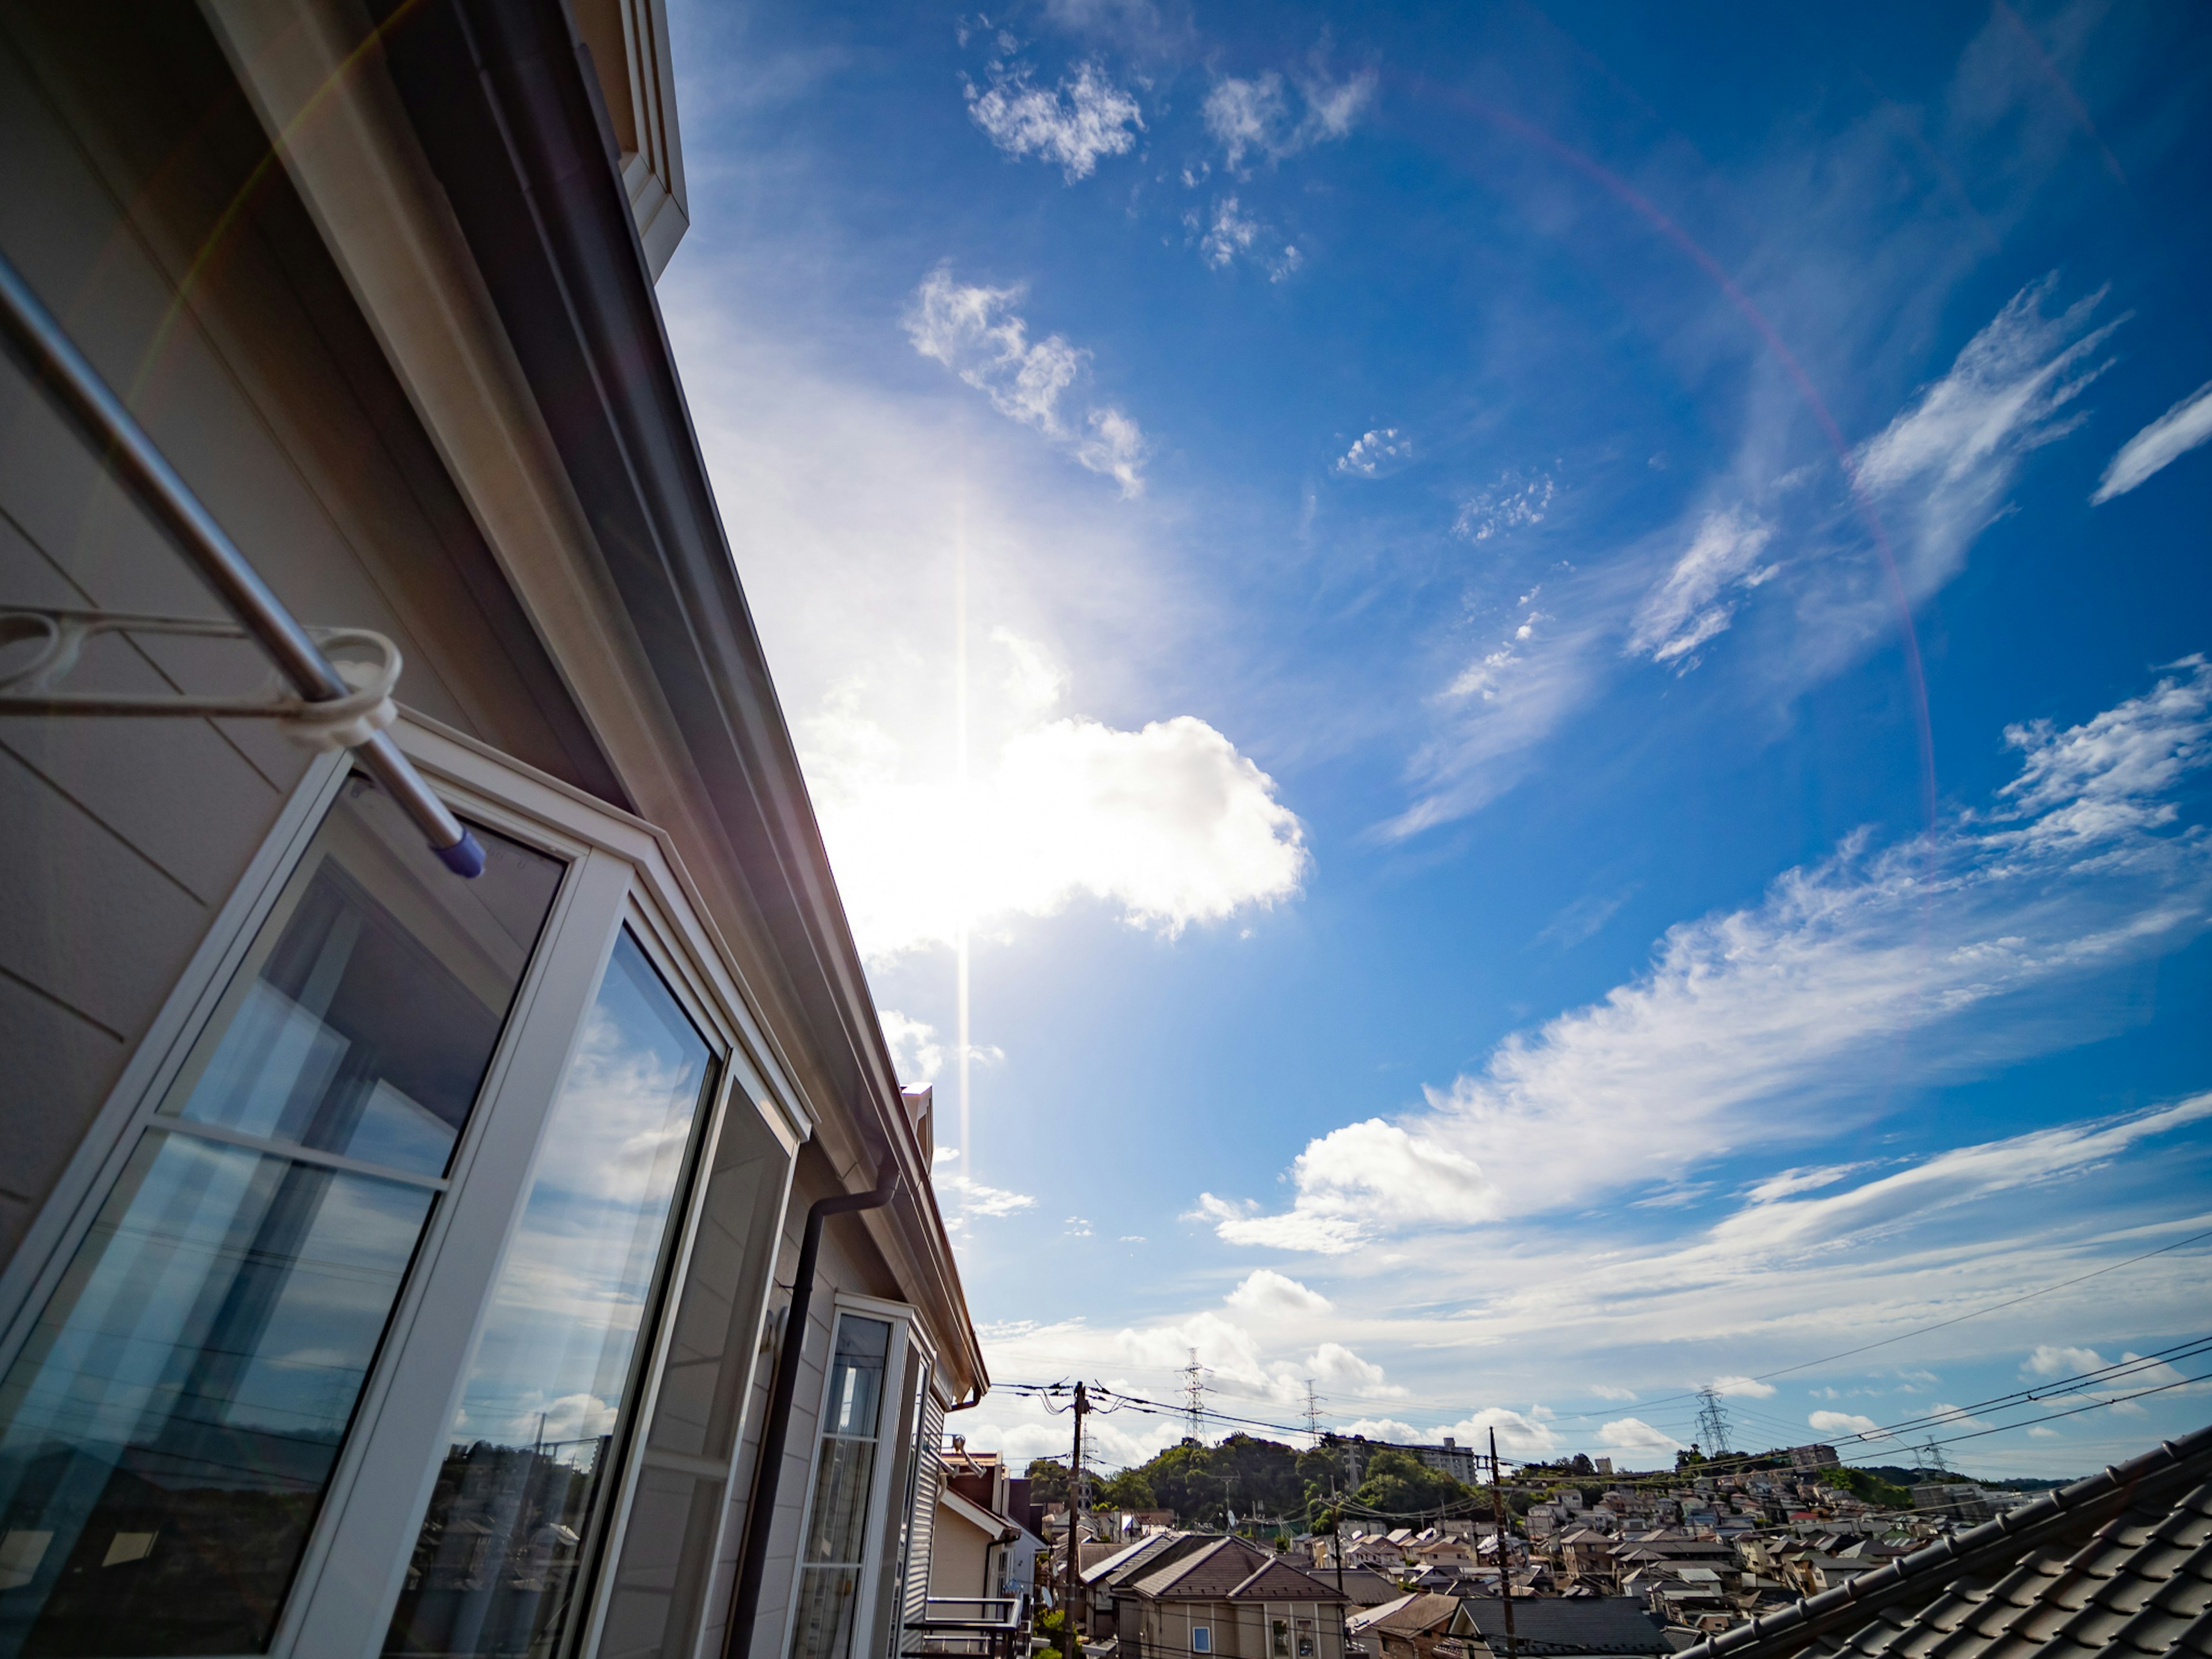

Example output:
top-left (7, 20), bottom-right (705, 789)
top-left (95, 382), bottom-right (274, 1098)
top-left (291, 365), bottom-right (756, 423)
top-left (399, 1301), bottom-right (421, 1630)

top-left (1132, 1537), bottom-right (1347, 1603)
top-left (1349, 1594), bottom-right (1463, 1639)
top-left (1450, 1596), bottom-right (1672, 1656)
top-left (1674, 1421), bottom-right (2212, 1659)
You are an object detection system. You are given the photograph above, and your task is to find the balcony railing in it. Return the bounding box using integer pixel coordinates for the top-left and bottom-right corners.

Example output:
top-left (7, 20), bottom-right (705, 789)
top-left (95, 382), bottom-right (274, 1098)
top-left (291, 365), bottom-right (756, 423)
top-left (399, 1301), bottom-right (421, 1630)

top-left (902, 1594), bottom-right (1033, 1659)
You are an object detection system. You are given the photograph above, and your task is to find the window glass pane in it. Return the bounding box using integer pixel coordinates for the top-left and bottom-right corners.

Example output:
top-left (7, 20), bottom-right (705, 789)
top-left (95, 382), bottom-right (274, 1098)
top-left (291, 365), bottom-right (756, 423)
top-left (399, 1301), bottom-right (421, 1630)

top-left (0, 779), bottom-right (560, 1659)
top-left (790, 1316), bottom-right (892, 1659)
top-left (163, 775), bottom-right (563, 1178)
top-left (384, 929), bottom-right (716, 1659)
top-left (597, 1108), bottom-right (790, 1659)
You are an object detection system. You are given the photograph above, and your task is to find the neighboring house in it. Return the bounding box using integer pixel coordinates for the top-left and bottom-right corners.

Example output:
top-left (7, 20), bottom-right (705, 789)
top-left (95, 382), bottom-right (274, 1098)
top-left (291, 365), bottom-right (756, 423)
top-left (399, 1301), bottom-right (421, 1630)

top-left (0, 3), bottom-right (982, 1659)
top-left (1111, 1535), bottom-right (1350, 1659)
top-left (1673, 1421), bottom-right (2212, 1659)
top-left (1346, 1592), bottom-right (1461, 1659)
top-left (1449, 1596), bottom-right (1672, 1657)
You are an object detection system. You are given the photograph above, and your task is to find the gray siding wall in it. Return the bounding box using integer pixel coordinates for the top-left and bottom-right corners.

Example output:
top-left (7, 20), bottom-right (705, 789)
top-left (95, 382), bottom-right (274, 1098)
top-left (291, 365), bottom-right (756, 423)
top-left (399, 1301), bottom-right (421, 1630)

top-left (699, 1148), bottom-right (909, 1659)
top-left (0, 1), bottom-right (616, 1264)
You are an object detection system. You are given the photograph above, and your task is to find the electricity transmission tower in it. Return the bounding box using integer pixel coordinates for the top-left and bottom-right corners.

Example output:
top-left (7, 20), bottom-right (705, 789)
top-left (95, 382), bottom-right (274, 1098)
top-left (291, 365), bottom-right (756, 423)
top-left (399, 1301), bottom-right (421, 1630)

top-left (1916, 1437), bottom-right (1950, 1476)
top-left (1304, 1380), bottom-right (1323, 1448)
top-left (1181, 1348), bottom-right (1211, 1443)
top-left (1694, 1387), bottom-right (1734, 1456)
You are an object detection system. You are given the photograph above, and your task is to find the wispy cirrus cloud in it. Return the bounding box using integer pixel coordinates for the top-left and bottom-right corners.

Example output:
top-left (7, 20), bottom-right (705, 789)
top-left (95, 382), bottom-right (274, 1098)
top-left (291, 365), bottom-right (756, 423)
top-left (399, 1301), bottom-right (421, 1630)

top-left (905, 265), bottom-right (1148, 493)
top-left (966, 59), bottom-right (1143, 180)
top-left (2092, 381), bottom-right (2212, 503)
top-left (1207, 657), bottom-right (2212, 1251)
top-left (1627, 507), bottom-right (1778, 666)
top-left (1189, 196), bottom-right (1301, 279)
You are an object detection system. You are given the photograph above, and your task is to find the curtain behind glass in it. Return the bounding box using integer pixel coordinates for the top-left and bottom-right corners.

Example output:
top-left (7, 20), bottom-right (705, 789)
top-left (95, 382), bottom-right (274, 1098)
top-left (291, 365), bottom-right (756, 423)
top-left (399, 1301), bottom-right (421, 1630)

top-left (383, 930), bottom-right (715, 1659)
top-left (0, 776), bottom-right (562, 1658)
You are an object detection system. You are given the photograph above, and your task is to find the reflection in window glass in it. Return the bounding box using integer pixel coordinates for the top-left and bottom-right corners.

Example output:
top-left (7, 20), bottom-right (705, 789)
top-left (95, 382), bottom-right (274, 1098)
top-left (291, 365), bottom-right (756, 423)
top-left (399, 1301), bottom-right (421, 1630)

top-left (0, 777), bottom-right (562, 1657)
top-left (384, 930), bottom-right (716, 1659)
top-left (789, 1316), bottom-right (892, 1659)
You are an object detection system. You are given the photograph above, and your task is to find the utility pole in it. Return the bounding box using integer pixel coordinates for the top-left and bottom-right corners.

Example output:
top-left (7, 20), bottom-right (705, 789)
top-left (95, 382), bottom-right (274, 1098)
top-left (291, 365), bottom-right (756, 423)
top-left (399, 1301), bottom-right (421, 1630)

top-left (1489, 1428), bottom-right (1518, 1659)
top-left (1062, 1382), bottom-right (1088, 1659)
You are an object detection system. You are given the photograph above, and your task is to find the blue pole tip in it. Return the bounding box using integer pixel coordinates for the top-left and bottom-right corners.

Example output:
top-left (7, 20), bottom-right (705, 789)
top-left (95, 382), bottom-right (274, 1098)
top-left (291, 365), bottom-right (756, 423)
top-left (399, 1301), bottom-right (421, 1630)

top-left (435, 829), bottom-right (487, 878)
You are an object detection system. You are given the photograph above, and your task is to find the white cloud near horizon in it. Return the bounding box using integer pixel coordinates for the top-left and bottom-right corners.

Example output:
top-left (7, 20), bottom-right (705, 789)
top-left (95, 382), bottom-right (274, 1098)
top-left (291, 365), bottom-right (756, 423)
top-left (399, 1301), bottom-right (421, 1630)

top-left (905, 266), bottom-right (1148, 493)
top-left (1203, 657), bottom-right (2212, 1252)
top-left (2093, 381), bottom-right (2212, 503)
top-left (1601, 1418), bottom-right (1685, 1456)
top-left (1809, 1408), bottom-right (1888, 1440)
top-left (967, 59), bottom-right (1142, 180)
top-left (803, 631), bottom-right (1308, 960)
top-left (1227, 1268), bottom-right (1333, 1316)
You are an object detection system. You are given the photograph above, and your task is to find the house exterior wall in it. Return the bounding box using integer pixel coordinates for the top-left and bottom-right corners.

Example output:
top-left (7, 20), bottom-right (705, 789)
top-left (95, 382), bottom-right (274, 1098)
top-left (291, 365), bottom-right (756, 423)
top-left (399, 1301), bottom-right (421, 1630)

top-left (0, 2), bottom-right (979, 1656)
top-left (0, 0), bottom-right (622, 1268)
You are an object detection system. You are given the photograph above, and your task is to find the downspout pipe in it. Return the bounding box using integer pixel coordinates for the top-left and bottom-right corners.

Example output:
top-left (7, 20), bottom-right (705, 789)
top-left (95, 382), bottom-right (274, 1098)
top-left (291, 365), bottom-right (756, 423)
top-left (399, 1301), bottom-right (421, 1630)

top-left (0, 251), bottom-right (484, 876)
top-left (726, 1160), bottom-right (904, 1659)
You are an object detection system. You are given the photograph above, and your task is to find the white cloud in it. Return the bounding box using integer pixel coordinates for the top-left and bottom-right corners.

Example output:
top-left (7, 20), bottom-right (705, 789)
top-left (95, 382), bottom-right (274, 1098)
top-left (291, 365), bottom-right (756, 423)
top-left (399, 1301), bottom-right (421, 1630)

top-left (1588, 1385), bottom-right (1639, 1403)
top-left (936, 1172), bottom-right (1039, 1218)
top-left (1190, 196), bottom-right (1300, 279)
top-left (1442, 1407), bottom-right (1559, 1457)
top-left (1600, 1418), bottom-right (1684, 1456)
top-left (1744, 1164), bottom-right (1874, 1203)
top-left (1453, 472), bottom-right (1555, 541)
top-left (1202, 660), bottom-right (2212, 1248)
top-left (880, 1009), bottom-right (944, 1082)
top-left (2023, 1343), bottom-right (2107, 1378)
top-left (1808, 1409), bottom-right (1888, 1440)
top-left (1851, 275), bottom-right (2119, 607)
top-left (1203, 65), bottom-right (1374, 170)
top-left (904, 266), bottom-right (1147, 493)
top-left (1065, 1216), bottom-right (1095, 1236)
top-left (1710, 1376), bottom-right (1778, 1399)
top-left (1226, 1268), bottom-right (1333, 1316)
top-left (1334, 429), bottom-right (1412, 478)
top-left (2028, 1425), bottom-right (2063, 1439)
top-left (966, 59), bottom-right (1142, 180)
top-left (1627, 507), bottom-right (1778, 665)
top-left (804, 630), bottom-right (1306, 960)
top-left (1310, 1341), bottom-right (1406, 1397)
top-left (2092, 381), bottom-right (2212, 503)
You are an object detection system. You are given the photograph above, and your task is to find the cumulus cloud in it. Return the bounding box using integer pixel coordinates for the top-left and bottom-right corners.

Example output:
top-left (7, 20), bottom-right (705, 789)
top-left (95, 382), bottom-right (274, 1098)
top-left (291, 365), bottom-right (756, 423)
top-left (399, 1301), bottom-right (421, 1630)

top-left (1334, 428), bottom-right (1412, 478)
top-left (1453, 472), bottom-right (1555, 541)
top-left (1627, 507), bottom-right (1779, 666)
top-left (1200, 659), bottom-right (2212, 1249)
top-left (1203, 63), bottom-right (1374, 170)
top-left (1442, 1407), bottom-right (1559, 1457)
top-left (1226, 1268), bottom-right (1333, 1316)
top-left (1588, 1384), bottom-right (1639, 1403)
top-left (881, 1009), bottom-right (945, 1081)
top-left (2093, 381), bottom-right (2212, 503)
top-left (905, 266), bottom-right (1147, 493)
top-left (804, 632), bottom-right (1307, 960)
top-left (2024, 1343), bottom-right (2108, 1378)
top-left (1808, 1409), bottom-right (1888, 1440)
top-left (967, 59), bottom-right (1142, 180)
top-left (1600, 1418), bottom-right (1684, 1456)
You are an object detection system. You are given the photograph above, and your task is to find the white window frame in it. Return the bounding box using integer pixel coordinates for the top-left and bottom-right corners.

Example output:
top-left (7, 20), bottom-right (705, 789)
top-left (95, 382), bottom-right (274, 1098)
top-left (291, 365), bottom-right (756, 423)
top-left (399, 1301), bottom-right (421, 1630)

top-left (0, 713), bottom-right (812, 1659)
top-left (1192, 1622), bottom-right (1213, 1653)
top-left (781, 1291), bottom-right (930, 1659)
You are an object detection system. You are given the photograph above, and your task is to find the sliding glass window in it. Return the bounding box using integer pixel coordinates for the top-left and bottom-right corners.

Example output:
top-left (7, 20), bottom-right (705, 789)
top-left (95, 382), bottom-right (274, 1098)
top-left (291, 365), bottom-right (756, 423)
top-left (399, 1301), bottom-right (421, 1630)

top-left (0, 774), bottom-right (562, 1658)
top-left (382, 929), bottom-right (718, 1659)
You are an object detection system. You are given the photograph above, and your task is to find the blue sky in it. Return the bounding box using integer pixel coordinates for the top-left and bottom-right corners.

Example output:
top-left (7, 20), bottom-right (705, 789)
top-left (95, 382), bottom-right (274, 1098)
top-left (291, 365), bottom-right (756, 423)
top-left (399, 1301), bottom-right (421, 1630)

top-left (659, 0), bottom-right (2212, 1478)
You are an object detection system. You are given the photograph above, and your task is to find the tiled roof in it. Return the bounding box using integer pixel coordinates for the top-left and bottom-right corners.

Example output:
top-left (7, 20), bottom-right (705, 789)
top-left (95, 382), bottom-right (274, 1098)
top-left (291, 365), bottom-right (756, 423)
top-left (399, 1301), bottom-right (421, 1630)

top-left (1452, 1595), bottom-right (1672, 1656)
top-left (1675, 1422), bottom-right (2212, 1659)
top-left (1228, 1558), bottom-right (1352, 1604)
top-left (1135, 1537), bottom-right (1278, 1599)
